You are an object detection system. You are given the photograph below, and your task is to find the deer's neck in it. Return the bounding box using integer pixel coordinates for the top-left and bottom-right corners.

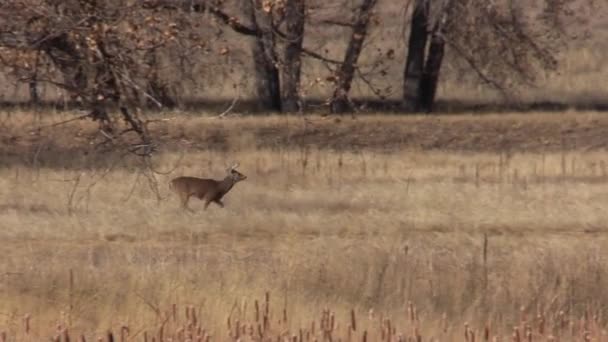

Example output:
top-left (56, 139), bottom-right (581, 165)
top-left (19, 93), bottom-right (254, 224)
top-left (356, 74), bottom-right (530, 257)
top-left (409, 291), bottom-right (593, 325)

top-left (218, 176), bottom-right (236, 194)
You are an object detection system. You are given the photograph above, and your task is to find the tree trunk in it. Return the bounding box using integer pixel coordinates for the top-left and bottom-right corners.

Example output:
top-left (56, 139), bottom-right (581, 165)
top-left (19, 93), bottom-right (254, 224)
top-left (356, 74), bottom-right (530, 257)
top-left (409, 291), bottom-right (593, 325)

top-left (329, 0), bottom-right (378, 114)
top-left (419, 32), bottom-right (445, 113)
top-left (29, 79), bottom-right (39, 104)
top-left (402, 0), bottom-right (429, 112)
top-left (247, 0), bottom-right (282, 112)
top-left (144, 48), bottom-right (176, 108)
top-left (281, 0), bottom-right (306, 113)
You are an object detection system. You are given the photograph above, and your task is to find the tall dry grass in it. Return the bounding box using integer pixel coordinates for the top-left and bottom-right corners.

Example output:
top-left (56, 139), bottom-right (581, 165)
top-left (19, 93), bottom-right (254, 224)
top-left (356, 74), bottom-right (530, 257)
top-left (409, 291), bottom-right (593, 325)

top-left (2, 135), bottom-right (608, 340)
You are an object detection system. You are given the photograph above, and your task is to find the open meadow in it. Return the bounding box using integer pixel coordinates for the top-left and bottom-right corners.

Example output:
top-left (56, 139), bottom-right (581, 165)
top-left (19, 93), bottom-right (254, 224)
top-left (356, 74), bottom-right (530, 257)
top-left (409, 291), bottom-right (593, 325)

top-left (1, 0), bottom-right (608, 340)
top-left (1, 112), bottom-right (608, 341)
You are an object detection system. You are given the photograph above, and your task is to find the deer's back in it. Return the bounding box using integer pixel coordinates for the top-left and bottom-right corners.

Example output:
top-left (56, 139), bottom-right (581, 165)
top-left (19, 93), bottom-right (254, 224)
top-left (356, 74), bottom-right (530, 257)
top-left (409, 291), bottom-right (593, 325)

top-left (171, 176), bottom-right (219, 196)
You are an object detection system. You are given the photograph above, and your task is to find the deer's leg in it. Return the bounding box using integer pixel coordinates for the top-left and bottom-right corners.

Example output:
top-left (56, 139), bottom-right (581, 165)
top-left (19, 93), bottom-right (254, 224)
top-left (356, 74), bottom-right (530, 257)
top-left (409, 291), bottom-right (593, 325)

top-left (213, 199), bottom-right (224, 208)
top-left (181, 194), bottom-right (193, 212)
top-left (203, 192), bottom-right (219, 210)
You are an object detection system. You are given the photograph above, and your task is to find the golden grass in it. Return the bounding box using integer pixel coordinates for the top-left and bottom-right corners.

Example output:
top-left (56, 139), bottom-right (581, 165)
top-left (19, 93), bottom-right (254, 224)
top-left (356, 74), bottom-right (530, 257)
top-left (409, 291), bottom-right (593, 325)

top-left (2, 137), bottom-right (608, 340)
top-left (2, 111), bottom-right (608, 340)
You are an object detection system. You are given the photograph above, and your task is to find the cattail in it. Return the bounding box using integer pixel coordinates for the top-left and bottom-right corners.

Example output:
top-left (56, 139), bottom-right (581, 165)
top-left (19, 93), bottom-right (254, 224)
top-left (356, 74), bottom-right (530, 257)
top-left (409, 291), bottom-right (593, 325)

top-left (191, 307), bottom-right (198, 326)
top-left (107, 331), bottom-right (115, 342)
top-left (407, 302), bottom-right (413, 322)
top-left (172, 304), bottom-right (177, 322)
top-left (513, 327), bottom-right (521, 342)
top-left (559, 311), bottom-right (565, 330)
top-left (235, 319), bottom-right (241, 339)
top-left (121, 326), bottom-right (129, 342)
top-left (265, 292), bottom-right (270, 318)
top-left (255, 300), bottom-right (260, 322)
top-left (64, 328), bottom-right (71, 342)
top-left (351, 309), bottom-right (357, 332)
top-left (362, 330), bottom-right (367, 342)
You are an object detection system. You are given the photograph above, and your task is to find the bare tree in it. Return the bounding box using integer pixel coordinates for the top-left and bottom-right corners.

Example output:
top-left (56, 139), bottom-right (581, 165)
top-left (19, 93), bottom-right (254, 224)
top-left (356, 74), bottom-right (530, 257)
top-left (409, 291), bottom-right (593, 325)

top-left (0, 0), bottom-right (224, 153)
top-left (402, 0), bottom-right (429, 111)
top-left (246, 0), bottom-right (282, 112)
top-left (281, 0), bottom-right (306, 113)
top-left (401, 0), bottom-right (598, 113)
top-left (329, 0), bottom-right (378, 114)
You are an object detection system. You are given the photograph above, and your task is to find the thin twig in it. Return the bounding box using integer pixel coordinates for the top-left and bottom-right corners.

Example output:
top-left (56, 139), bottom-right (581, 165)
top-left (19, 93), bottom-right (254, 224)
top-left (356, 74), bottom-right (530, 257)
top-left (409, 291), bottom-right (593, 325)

top-left (29, 113), bottom-right (90, 133)
top-left (213, 85), bottom-right (241, 119)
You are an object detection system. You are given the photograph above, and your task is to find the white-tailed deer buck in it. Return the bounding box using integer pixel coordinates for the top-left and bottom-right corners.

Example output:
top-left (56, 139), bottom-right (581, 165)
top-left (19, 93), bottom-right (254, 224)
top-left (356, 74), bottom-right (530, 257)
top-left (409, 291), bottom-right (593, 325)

top-left (170, 163), bottom-right (247, 211)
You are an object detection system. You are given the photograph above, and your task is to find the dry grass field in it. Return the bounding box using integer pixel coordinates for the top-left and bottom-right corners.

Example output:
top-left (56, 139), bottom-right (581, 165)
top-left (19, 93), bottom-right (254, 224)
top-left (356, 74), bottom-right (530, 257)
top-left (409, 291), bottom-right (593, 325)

top-left (2, 112), bottom-right (608, 341)
top-left (1, 1), bottom-right (607, 340)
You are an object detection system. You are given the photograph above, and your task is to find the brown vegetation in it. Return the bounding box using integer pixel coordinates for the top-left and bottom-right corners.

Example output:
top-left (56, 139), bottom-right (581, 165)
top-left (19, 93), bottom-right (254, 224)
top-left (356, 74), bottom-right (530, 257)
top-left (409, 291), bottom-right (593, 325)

top-left (2, 111), bottom-right (608, 340)
top-left (3, 111), bottom-right (608, 168)
top-left (0, 1), bottom-right (607, 340)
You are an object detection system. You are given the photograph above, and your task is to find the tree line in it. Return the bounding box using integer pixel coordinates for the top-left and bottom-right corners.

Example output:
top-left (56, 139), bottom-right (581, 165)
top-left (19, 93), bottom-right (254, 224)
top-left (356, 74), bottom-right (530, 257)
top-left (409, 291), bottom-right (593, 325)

top-left (0, 0), bottom-right (598, 148)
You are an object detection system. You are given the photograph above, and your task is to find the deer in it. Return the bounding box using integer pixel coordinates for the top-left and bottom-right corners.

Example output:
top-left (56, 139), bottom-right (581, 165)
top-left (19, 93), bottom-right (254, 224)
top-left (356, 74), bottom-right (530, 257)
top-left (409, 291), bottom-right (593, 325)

top-left (169, 163), bottom-right (247, 211)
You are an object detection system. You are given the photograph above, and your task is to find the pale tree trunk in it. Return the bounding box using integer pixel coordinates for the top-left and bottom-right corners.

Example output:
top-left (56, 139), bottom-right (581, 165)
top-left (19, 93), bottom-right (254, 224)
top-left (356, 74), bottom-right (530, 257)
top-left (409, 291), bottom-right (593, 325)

top-left (281, 0), bottom-right (306, 113)
top-left (246, 0), bottom-right (282, 112)
top-left (402, 0), bottom-right (429, 111)
top-left (329, 0), bottom-right (378, 114)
